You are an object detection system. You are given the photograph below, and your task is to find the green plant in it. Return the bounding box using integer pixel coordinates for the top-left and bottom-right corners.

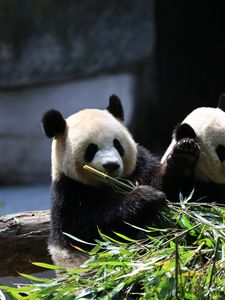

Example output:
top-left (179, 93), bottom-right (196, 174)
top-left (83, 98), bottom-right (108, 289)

top-left (1, 167), bottom-right (224, 299)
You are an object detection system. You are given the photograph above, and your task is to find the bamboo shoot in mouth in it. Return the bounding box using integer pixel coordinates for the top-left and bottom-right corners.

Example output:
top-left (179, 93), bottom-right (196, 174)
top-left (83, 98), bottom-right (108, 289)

top-left (83, 165), bottom-right (135, 192)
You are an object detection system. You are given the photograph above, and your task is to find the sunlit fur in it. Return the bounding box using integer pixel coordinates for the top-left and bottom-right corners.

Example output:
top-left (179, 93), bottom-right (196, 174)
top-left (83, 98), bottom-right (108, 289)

top-left (49, 107), bottom-right (137, 269)
top-left (45, 102), bottom-right (168, 271)
top-left (51, 108), bottom-right (137, 186)
top-left (162, 107), bottom-right (225, 184)
top-left (48, 244), bottom-right (88, 271)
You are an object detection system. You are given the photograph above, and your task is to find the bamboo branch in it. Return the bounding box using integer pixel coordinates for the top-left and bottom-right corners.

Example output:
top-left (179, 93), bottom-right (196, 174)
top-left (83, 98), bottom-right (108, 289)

top-left (83, 165), bottom-right (134, 191)
top-left (0, 210), bottom-right (51, 277)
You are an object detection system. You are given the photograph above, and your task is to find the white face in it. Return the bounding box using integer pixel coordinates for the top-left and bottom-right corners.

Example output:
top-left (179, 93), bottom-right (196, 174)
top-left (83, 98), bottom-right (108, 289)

top-left (162, 107), bottom-right (225, 184)
top-left (86, 140), bottom-right (124, 176)
top-left (51, 108), bottom-right (137, 186)
top-left (184, 107), bottom-right (225, 184)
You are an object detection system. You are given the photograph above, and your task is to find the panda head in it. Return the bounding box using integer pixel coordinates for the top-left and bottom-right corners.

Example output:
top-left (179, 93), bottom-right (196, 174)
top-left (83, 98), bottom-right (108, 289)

top-left (162, 94), bottom-right (225, 184)
top-left (42, 95), bottom-right (137, 186)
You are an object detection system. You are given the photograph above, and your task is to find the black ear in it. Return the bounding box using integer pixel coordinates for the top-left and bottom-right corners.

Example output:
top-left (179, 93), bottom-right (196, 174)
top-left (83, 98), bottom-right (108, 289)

top-left (42, 109), bottom-right (66, 138)
top-left (174, 123), bottom-right (196, 141)
top-left (217, 93), bottom-right (225, 111)
top-left (107, 95), bottom-right (124, 121)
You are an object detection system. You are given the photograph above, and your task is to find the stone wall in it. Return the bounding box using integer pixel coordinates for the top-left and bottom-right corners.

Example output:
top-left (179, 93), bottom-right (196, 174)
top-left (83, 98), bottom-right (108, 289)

top-left (0, 0), bottom-right (156, 184)
top-left (0, 0), bottom-right (155, 87)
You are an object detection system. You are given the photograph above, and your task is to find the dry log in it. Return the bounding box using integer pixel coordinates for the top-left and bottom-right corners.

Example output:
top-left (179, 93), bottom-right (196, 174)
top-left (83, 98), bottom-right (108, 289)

top-left (0, 210), bottom-right (51, 277)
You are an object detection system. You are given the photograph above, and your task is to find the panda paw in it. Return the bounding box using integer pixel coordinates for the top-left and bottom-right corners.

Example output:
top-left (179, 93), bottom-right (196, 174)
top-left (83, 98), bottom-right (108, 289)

top-left (130, 185), bottom-right (166, 211)
top-left (172, 138), bottom-right (200, 160)
top-left (167, 138), bottom-right (200, 173)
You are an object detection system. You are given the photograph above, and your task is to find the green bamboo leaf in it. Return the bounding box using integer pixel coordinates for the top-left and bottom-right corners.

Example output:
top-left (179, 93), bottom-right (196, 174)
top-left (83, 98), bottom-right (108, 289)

top-left (32, 262), bottom-right (63, 270)
top-left (18, 273), bottom-right (51, 283)
top-left (180, 215), bottom-right (196, 236)
top-left (87, 259), bottom-right (130, 267)
top-left (97, 227), bottom-right (125, 244)
top-left (63, 232), bottom-right (96, 246)
top-left (70, 244), bottom-right (90, 254)
top-left (0, 200), bottom-right (224, 299)
top-left (113, 231), bottom-right (136, 242)
top-left (103, 282), bottom-right (125, 299)
top-left (179, 192), bottom-right (184, 203)
top-left (89, 244), bottom-right (102, 254)
top-left (185, 188), bottom-right (195, 202)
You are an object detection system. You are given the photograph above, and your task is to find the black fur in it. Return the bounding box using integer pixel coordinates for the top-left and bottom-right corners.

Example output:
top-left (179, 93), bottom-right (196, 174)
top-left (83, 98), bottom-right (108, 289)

top-left (191, 181), bottom-right (225, 203)
top-left (42, 110), bottom-right (66, 138)
top-left (174, 123), bottom-right (196, 141)
top-left (49, 145), bottom-right (166, 251)
top-left (107, 95), bottom-right (124, 121)
top-left (84, 143), bottom-right (99, 162)
top-left (113, 138), bottom-right (124, 157)
top-left (162, 131), bottom-right (225, 204)
top-left (160, 138), bottom-right (200, 201)
top-left (216, 145), bottom-right (225, 162)
top-left (218, 93), bottom-right (225, 112)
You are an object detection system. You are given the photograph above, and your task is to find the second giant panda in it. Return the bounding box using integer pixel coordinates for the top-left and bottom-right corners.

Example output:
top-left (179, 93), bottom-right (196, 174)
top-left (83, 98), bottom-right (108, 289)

top-left (161, 94), bottom-right (225, 204)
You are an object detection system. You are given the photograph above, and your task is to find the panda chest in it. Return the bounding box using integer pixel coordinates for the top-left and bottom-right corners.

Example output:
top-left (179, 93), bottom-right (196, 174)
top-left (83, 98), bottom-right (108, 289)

top-left (66, 182), bottom-right (122, 211)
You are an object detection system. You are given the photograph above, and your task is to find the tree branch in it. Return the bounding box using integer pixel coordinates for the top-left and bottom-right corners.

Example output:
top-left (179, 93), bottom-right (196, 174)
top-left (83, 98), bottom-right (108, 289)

top-left (0, 210), bottom-right (51, 277)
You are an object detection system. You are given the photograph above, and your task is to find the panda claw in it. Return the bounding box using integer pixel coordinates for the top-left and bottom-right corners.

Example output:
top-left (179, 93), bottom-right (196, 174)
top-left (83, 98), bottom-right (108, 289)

top-left (173, 138), bottom-right (200, 156)
top-left (167, 138), bottom-right (200, 171)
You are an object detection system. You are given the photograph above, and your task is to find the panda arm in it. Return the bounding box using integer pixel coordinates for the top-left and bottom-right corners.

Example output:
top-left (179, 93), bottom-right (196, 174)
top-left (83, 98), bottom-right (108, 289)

top-left (158, 138), bottom-right (200, 201)
top-left (93, 184), bottom-right (166, 239)
top-left (121, 185), bottom-right (166, 221)
top-left (131, 141), bottom-right (199, 202)
top-left (50, 174), bottom-right (167, 247)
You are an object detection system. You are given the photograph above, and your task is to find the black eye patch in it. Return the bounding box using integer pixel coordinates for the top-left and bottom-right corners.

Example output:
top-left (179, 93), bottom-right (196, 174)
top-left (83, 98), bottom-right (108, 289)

top-left (84, 143), bottom-right (98, 162)
top-left (175, 123), bottom-right (196, 141)
top-left (113, 138), bottom-right (124, 157)
top-left (216, 145), bottom-right (225, 163)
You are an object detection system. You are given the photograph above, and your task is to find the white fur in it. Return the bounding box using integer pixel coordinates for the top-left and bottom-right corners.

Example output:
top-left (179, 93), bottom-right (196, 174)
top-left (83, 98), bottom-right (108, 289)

top-left (48, 244), bottom-right (88, 270)
top-left (161, 107), bottom-right (225, 184)
top-left (51, 108), bottom-right (137, 186)
top-left (161, 139), bottom-right (176, 164)
top-left (91, 147), bottom-right (123, 176)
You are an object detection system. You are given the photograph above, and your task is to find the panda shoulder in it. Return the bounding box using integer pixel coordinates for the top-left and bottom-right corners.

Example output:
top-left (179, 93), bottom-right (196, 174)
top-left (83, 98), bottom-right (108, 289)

top-left (136, 144), bottom-right (159, 167)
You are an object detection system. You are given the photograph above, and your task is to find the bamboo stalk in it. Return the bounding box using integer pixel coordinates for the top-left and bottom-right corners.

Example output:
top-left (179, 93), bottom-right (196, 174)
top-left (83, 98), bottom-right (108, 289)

top-left (83, 165), bottom-right (134, 192)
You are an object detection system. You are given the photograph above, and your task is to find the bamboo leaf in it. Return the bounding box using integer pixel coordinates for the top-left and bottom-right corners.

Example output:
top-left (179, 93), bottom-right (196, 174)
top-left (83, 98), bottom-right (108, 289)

top-left (63, 232), bottom-right (96, 246)
top-left (113, 231), bottom-right (136, 242)
top-left (18, 273), bottom-right (51, 283)
top-left (32, 262), bottom-right (63, 270)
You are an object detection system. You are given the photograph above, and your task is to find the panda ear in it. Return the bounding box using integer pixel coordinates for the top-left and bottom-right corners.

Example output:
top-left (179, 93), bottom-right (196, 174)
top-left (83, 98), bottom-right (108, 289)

top-left (217, 93), bottom-right (225, 112)
top-left (107, 95), bottom-right (124, 121)
top-left (42, 109), bottom-right (66, 138)
top-left (174, 123), bottom-right (196, 141)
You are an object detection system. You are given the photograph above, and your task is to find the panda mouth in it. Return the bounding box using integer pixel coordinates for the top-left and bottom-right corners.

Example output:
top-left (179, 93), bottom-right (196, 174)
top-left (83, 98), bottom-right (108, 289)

top-left (83, 164), bottom-right (120, 181)
top-left (102, 162), bottom-right (120, 174)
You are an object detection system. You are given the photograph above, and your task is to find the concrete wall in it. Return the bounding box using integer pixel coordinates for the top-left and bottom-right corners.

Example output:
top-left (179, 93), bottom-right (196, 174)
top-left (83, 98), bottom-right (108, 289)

top-left (0, 74), bottom-right (134, 184)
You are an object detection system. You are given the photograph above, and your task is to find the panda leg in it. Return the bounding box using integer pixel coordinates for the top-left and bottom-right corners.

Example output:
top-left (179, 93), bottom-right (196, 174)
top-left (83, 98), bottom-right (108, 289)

top-left (48, 243), bottom-right (89, 273)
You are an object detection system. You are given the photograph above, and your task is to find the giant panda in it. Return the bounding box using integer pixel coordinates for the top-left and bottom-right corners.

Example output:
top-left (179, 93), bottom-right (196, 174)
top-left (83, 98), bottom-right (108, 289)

top-left (42, 95), bottom-right (167, 269)
top-left (161, 94), bottom-right (225, 204)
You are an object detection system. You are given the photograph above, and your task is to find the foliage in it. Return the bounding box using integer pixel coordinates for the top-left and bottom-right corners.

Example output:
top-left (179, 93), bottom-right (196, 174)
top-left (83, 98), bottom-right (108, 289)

top-left (0, 195), bottom-right (225, 300)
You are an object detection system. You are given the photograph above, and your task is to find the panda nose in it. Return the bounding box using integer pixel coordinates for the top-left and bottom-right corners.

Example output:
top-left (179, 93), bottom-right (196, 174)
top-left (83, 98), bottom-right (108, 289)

top-left (103, 162), bottom-right (120, 173)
